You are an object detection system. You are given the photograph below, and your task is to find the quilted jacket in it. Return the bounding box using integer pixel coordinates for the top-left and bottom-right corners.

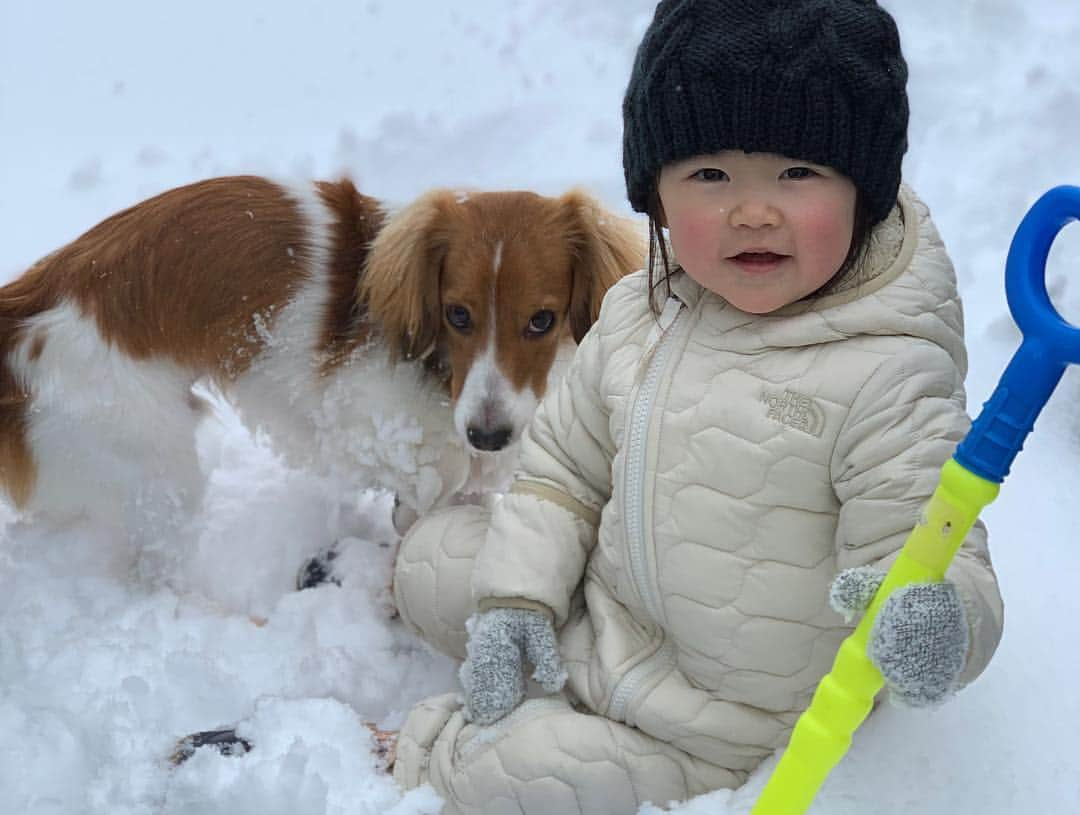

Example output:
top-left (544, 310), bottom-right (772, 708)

top-left (471, 185), bottom-right (1004, 772)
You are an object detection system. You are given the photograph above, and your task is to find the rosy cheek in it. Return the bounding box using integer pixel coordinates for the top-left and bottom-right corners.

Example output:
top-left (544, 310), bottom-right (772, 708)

top-left (669, 213), bottom-right (720, 261)
top-left (801, 208), bottom-right (853, 266)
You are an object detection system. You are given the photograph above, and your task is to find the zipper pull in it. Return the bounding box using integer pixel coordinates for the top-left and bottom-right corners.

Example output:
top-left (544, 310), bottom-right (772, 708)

top-left (636, 296), bottom-right (685, 384)
top-left (645, 295), bottom-right (684, 348)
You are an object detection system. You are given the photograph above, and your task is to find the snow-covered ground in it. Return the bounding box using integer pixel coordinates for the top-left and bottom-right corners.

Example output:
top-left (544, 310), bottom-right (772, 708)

top-left (2, 1), bottom-right (1079, 812)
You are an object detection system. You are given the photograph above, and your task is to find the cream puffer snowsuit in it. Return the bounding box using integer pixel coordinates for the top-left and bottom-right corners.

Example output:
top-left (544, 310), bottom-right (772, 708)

top-left (392, 186), bottom-right (1004, 814)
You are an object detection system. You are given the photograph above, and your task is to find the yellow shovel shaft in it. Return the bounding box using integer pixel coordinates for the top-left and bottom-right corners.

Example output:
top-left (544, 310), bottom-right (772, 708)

top-left (750, 459), bottom-right (999, 814)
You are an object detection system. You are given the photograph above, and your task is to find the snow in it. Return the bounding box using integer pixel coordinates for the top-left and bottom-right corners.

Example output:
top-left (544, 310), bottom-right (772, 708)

top-left (1, 0), bottom-right (1079, 812)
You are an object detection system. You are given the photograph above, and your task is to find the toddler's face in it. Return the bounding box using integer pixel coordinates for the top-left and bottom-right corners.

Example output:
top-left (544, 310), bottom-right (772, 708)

top-left (657, 151), bottom-right (857, 314)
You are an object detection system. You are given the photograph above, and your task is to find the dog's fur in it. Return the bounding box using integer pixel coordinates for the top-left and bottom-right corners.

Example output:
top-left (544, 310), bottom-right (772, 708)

top-left (0, 176), bottom-right (644, 543)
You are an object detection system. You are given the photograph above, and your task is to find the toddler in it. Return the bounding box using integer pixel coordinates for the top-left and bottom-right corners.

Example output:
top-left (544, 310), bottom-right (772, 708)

top-left (390, 1), bottom-right (1004, 812)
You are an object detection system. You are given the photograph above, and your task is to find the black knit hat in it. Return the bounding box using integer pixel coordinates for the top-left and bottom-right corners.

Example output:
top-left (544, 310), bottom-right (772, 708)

top-left (622, 0), bottom-right (908, 224)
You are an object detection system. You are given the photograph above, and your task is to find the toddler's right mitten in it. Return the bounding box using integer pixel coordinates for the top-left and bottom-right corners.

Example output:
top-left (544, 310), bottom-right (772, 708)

top-left (830, 566), bottom-right (969, 707)
top-left (460, 607), bottom-right (567, 725)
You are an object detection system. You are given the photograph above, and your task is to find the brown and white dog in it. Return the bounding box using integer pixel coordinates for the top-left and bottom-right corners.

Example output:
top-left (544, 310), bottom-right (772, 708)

top-left (0, 176), bottom-right (644, 547)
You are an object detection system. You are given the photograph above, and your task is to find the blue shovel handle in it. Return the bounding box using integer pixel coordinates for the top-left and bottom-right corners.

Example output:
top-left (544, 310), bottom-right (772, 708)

top-left (955, 185), bottom-right (1080, 483)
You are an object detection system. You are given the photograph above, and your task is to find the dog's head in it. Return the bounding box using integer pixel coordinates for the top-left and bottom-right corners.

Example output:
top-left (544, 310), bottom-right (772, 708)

top-left (360, 188), bottom-right (644, 453)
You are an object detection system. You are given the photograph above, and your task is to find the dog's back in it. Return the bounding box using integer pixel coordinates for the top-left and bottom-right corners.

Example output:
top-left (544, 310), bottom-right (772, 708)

top-left (12, 177), bottom-right (380, 373)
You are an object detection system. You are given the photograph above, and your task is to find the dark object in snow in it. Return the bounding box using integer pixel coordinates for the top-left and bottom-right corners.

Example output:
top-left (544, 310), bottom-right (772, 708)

top-left (169, 728), bottom-right (252, 766)
top-left (296, 544), bottom-right (342, 590)
top-left (365, 721), bottom-right (398, 773)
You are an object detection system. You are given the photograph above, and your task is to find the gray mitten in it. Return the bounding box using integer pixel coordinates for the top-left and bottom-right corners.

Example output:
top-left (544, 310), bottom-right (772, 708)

top-left (460, 607), bottom-right (567, 725)
top-left (830, 566), bottom-right (969, 707)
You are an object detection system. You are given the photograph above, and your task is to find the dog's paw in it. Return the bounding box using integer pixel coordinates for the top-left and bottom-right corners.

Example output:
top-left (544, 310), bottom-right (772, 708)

top-left (392, 496), bottom-right (419, 537)
top-left (169, 728), bottom-right (252, 766)
top-left (296, 545), bottom-right (342, 591)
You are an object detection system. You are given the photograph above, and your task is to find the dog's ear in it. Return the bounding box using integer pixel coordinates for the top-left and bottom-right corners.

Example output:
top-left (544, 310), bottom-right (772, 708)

top-left (557, 190), bottom-right (647, 343)
top-left (359, 189), bottom-right (457, 363)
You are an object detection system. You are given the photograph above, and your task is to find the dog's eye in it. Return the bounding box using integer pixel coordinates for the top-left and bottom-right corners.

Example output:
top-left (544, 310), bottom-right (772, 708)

top-left (526, 310), bottom-right (556, 337)
top-left (445, 304), bottom-right (472, 332)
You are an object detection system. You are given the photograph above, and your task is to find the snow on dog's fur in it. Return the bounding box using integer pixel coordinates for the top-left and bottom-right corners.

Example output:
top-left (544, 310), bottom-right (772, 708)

top-left (0, 176), bottom-right (644, 551)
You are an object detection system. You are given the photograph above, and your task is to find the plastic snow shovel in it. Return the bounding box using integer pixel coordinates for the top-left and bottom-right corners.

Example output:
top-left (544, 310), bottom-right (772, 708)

top-left (751, 184), bottom-right (1080, 815)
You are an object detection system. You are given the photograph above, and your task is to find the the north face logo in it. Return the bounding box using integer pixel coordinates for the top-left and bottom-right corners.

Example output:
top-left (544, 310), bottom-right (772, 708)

top-left (762, 389), bottom-right (826, 437)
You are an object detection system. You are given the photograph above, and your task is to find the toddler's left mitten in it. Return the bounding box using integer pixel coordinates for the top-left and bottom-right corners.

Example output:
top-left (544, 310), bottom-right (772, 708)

top-left (829, 566), bottom-right (969, 707)
top-left (459, 607), bottom-right (566, 725)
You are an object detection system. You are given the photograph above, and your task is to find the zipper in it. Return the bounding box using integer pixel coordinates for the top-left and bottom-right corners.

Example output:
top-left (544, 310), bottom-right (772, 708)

top-left (606, 638), bottom-right (677, 722)
top-left (624, 296), bottom-right (685, 626)
top-left (607, 295), bottom-right (686, 721)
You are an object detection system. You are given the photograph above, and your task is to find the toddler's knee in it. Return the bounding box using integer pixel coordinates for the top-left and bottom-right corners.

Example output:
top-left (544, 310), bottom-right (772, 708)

top-left (393, 504), bottom-right (490, 658)
top-left (403, 696), bottom-right (719, 815)
top-left (394, 692), bottom-right (462, 791)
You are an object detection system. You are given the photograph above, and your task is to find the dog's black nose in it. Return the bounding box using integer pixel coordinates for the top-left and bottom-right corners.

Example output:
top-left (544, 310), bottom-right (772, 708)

top-left (467, 426), bottom-right (513, 451)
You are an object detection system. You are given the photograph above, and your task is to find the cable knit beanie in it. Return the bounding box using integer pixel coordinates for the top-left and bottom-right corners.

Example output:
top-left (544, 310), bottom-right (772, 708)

top-left (622, 0), bottom-right (908, 224)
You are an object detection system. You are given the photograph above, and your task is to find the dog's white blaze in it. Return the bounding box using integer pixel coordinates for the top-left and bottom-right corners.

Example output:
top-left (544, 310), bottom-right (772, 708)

top-left (10, 301), bottom-right (204, 533)
top-left (492, 241), bottom-right (503, 279)
top-left (489, 240), bottom-right (502, 344)
top-left (453, 240), bottom-right (537, 448)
